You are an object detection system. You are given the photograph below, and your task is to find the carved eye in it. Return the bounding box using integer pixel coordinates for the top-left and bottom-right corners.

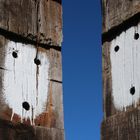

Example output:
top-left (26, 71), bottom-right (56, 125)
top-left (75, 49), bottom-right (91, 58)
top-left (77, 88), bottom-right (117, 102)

top-left (34, 58), bottom-right (41, 65)
top-left (22, 101), bottom-right (30, 111)
top-left (130, 86), bottom-right (135, 95)
top-left (134, 33), bottom-right (139, 40)
top-left (12, 51), bottom-right (18, 58)
top-left (114, 45), bottom-right (119, 52)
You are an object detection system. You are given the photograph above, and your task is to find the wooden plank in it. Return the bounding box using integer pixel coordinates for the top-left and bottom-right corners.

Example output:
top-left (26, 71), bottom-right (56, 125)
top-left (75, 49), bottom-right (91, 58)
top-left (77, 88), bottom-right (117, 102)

top-left (102, 0), bottom-right (140, 33)
top-left (0, 0), bottom-right (37, 37)
top-left (0, 0), bottom-right (63, 46)
top-left (39, 0), bottom-right (63, 46)
top-left (49, 48), bottom-right (62, 82)
top-left (102, 42), bottom-right (114, 118)
top-left (102, 1), bottom-right (140, 140)
top-left (34, 81), bottom-right (64, 129)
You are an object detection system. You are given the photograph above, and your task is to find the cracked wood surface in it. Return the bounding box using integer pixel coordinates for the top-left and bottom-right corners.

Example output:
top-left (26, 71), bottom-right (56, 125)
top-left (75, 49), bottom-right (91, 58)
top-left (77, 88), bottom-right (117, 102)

top-left (0, 0), bottom-right (63, 46)
top-left (102, 0), bottom-right (140, 33)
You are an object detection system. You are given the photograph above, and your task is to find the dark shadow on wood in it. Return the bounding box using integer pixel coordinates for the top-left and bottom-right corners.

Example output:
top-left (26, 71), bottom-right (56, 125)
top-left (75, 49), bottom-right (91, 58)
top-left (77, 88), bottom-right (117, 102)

top-left (102, 12), bottom-right (140, 44)
top-left (0, 28), bottom-right (61, 51)
top-left (0, 118), bottom-right (64, 140)
top-left (0, 119), bottom-right (36, 140)
top-left (52, 0), bottom-right (62, 4)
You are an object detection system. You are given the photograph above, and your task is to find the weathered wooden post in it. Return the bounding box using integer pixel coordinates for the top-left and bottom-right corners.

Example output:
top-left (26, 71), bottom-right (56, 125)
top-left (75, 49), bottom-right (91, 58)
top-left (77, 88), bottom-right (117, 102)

top-left (101, 0), bottom-right (140, 140)
top-left (0, 0), bottom-right (64, 139)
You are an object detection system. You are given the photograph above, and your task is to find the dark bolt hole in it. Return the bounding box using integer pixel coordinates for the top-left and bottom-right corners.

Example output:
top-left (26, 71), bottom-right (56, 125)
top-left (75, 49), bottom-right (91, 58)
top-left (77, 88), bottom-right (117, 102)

top-left (22, 101), bottom-right (30, 111)
top-left (12, 51), bottom-right (18, 58)
top-left (134, 33), bottom-right (139, 40)
top-left (34, 58), bottom-right (41, 65)
top-left (130, 86), bottom-right (135, 95)
top-left (114, 45), bottom-right (119, 52)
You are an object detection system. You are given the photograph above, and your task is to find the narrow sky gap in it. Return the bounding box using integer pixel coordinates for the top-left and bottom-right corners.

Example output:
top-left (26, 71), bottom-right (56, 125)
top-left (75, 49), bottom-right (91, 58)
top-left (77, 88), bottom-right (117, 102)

top-left (63, 0), bottom-right (102, 139)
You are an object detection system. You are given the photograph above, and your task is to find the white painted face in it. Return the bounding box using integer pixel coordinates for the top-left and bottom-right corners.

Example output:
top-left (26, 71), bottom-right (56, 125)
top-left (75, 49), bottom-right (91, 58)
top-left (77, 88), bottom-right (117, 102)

top-left (2, 41), bottom-right (49, 125)
top-left (110, 24), bottom-right (140, 111)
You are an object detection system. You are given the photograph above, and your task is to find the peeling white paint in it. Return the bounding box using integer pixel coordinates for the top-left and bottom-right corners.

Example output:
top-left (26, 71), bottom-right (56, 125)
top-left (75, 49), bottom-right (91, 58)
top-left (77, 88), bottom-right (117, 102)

top-left (110, 23), bottom-right (140, 110)
top-left (2, 41), bottom-right (49, 125)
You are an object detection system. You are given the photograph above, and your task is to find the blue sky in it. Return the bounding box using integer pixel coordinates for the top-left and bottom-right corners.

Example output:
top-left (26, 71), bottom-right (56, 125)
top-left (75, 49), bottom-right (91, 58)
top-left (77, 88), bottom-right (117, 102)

top-left (62, 0), bottom-right (102, 140)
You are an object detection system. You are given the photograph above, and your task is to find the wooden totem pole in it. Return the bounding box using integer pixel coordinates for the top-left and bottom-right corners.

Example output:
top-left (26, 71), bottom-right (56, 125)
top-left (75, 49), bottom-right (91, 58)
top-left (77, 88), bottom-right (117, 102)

top-left (101, 0), bottom-right (140, 140)
top-left (0, 0), bottom-right (64, 140)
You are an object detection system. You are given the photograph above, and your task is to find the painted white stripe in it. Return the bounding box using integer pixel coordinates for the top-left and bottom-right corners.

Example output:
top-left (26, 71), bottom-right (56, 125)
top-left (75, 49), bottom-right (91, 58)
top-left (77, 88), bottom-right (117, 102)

top-left (2, 41), bottom-right (49, 125)
top-left (110, 23), bottom-right (140, 110)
